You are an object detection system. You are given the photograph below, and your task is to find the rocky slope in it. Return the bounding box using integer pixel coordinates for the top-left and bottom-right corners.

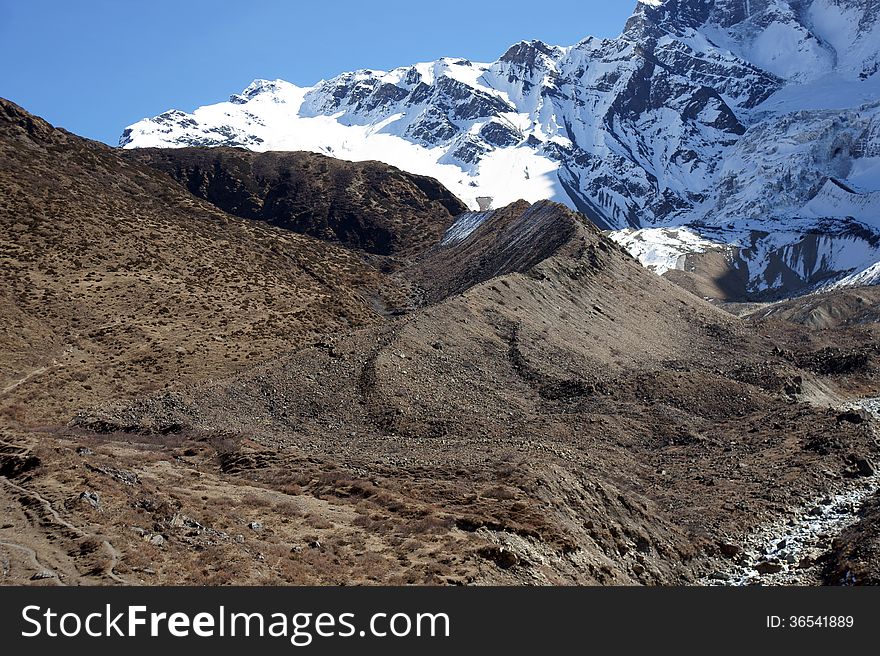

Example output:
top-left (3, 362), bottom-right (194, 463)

top-left (0, 98), bottom-right (456, 428)
top-left (750, 285), bottom-right (880, 329)
top-left (122, 148), bottom-right (466, 256)
top-left (822, 490), bottom-right (880, 585)
top-left (3, 100), bottom-right (880, 585)
top-left (120, 0), bottom-right (880, 298)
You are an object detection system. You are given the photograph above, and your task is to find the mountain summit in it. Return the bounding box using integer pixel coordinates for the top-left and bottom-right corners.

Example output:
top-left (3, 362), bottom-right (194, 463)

top-left (121, 0), bottom-right (880, 298)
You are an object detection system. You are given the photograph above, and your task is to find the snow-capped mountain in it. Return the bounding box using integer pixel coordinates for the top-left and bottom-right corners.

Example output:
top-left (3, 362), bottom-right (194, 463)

top-left (121, 0), bottom-right (880, 298)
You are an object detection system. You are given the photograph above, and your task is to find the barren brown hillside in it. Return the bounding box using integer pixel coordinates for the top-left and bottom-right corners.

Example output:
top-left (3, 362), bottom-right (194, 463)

top-left (122, 147), bottom-right (467, 256)
top-left (2, 99), bottom-right (879, 586)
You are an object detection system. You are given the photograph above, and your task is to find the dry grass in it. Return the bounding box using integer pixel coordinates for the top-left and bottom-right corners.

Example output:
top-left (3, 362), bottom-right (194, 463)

top-left (0, 99), bottom-right (398, 428)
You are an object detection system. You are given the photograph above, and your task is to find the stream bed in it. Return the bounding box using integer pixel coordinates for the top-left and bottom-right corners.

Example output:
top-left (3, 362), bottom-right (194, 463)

top-left (703, 398), bottom-right (880, 586)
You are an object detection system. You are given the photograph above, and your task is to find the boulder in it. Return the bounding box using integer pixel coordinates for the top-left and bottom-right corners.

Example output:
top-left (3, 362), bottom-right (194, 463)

top-left (478, 545), bottom-right (519, 569)
top-left (755, 561), bottom-right (784, 575)
top-left (719, 542), bottom-right (742, 558)
top-left (836, 410), bottom-right (868, 425)
top-left (855, 457), bottom-right (876, 477)
top-left (78, 491), bottom-right (100, 510)
top-left (30, 570), bottom-right (56, 580)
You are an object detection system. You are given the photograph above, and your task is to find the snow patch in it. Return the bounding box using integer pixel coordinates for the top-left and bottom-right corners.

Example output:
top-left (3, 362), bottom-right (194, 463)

top-left (441, 211), bottom-right (495, 245)
top-left (827, 261), bottom-right (880, 289)
top-left (610, 227), bottom-right (728, 275)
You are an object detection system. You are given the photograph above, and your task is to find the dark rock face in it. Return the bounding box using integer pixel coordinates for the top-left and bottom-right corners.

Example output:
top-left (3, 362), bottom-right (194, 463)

top-left (410, 200), bottom-right (586, 302)
top-left (479, 121), bottom-right (522, 148)
top-left (122, 148), bottom-right (468, 256)
top-left (405, 106), bottom-right (460, 146)
top-left (500, 40), bottom-right (559, 68)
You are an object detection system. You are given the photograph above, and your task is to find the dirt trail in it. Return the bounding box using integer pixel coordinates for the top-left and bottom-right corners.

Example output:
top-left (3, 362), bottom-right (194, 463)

top-left (0, 476), bottom-right (85, 536)
top-left (0, 539), bottom-right (63, 585)
top-left (0, 476), bottom-right (128, 584)
top-left (1, 365), bottom-right (54, 397)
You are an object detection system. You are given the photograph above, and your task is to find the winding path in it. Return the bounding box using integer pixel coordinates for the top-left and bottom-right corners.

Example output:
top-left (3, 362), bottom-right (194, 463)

top-left (0, 476), bottom-right (129, 584)
top-left (0, 539), bottom-right (63, 585)
top-left (0, 364), bottom-right (63, 397)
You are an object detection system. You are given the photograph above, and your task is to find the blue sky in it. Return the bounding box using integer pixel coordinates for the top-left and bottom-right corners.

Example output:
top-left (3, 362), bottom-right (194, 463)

top-left (0, 1), bottom-right (636, 145)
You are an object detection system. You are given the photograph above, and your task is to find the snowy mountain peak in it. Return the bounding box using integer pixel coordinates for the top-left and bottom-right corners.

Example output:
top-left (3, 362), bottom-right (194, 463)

top-left (121, 0), bottom-right (880, 298)
top-left (230, 79), bottom-right (295, 104)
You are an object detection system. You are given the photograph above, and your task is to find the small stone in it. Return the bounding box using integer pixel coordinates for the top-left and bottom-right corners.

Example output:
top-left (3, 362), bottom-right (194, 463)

top-left (248, 521), bottom-right (263, 532)
top-left (78, 491), bottom-right (100, 510)
top-left (798, 556), bottom-right (815, 570)
top-left (30, 570), bottom-right (56, 581)
top-left (632, 563), bottom-right (645, 575)
top-left (149, 534), bottom-right (165, 547)
top-left (308, 540), bottom-right (322, 549)
top-left (709, 571), bottom-right (730, 581)
top-left (719, 543), bottom-right (742, 558)
top-left (755, 561), bottom-right (784, 575)
top-left (855, 457), bottom-right (875, 477)
top-left (75, 447), bottom-right (93, 456)
top-left (776, 539), bottom-right (787, 550)
top-left (808, 506), bottom-right (824, 517)
top-left (290, 546), bottom-right (303, 554)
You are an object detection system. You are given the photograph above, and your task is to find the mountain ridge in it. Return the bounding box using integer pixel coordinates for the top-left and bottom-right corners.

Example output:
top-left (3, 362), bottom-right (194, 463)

top-left (121, 0), bottom-right (880, 298)
top-left (121, 147), bottom-right (467, 256)
top-left (4, 96), bottom-right (880, 586)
